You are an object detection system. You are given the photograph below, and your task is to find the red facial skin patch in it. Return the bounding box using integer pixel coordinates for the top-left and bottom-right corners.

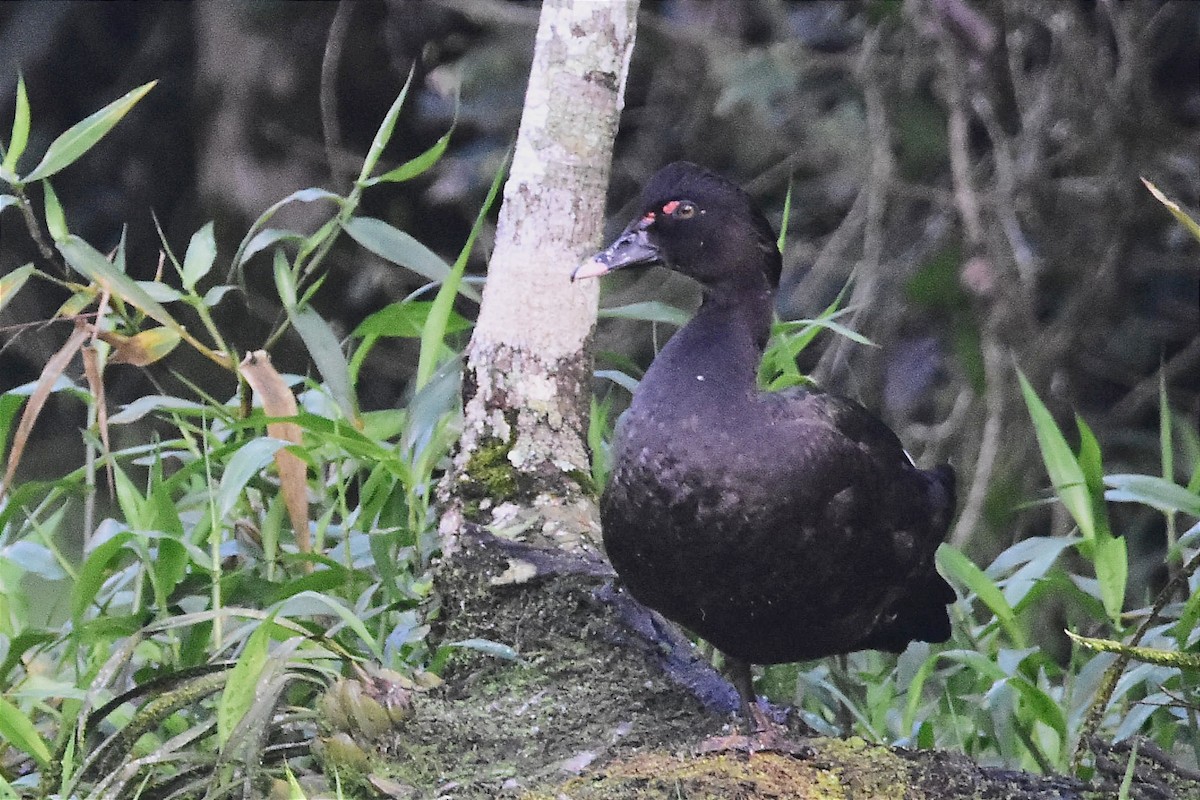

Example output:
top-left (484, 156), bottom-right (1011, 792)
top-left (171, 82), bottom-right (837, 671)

top-left (662, 200), bottom-right (681, 215)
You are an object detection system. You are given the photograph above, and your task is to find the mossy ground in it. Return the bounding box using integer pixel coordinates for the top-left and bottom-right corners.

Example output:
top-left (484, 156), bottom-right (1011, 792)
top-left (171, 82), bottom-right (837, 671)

top-left (311, 534), bottom-right (1197, 799)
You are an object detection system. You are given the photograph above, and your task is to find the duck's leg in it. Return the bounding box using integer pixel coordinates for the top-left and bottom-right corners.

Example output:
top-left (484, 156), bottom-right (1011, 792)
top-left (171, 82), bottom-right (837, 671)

top-left (697, 658), bottom-right (809, 755)
top-left (727, 657), bottom-right (760, 732)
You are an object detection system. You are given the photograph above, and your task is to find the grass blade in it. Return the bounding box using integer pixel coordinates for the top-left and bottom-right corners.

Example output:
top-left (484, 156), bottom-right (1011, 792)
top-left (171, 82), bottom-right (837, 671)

top-left (416, 148), bottom-right (507, 390)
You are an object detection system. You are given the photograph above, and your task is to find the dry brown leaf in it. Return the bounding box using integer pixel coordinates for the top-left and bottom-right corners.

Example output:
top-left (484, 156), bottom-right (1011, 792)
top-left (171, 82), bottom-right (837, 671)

top-left (97, 327), bottom-right (182, 366)
top-left (2, 320), bottom-right (91, 496)
top-left (239, 350), bottom-right (311, 556)
top-left (80, 344), bottom-right (114, 500)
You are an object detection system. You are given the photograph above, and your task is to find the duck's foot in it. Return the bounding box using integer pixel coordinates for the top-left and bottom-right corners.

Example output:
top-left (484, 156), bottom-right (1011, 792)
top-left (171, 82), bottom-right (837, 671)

top-left (696, 706), bottom-right (813, 757)
top-left (696, 729), bottom-right (811, 756)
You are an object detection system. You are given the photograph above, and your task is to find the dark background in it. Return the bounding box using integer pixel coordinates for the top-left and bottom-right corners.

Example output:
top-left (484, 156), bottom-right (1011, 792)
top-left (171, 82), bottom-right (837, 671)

top-left (1, 0), bottom-right (1197, 586)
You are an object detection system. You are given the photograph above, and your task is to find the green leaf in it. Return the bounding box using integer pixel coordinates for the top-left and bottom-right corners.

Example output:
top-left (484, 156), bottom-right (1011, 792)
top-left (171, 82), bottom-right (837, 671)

top-left (1143, 178), bottom-right (1200, 243)
top-left (595, 369), bottom-right (639, 394)
top-left (135, 280), bottom-right (183, 303)
top-left (112, 464), bottom-right (149, 530)
top-left (777, 174), bottom-right (792, 253)
top-left (1076, 415), bottom-right (1105, 498)
top-left (228, 188), bottom-right (342, 282)
top-left (0, 264), bottom-right (35, 314)
top-left (181, 221), bottom-right (216, 292)
top-left (363, 123), bottom-right (454, 186)
top-left (240, 228), bottom-right (304, 268)
top-left (342, 216), bottom-right (480, 302)
top-left (272, 249), bottom-right (297, 308)
top-left (1008, 676), bottom-right (1067, 741)
top-left (274, 591), bottom-right (383, 660)
top-left (1018, 370), bottom-right (1096, 540)
top-left (57, 235), bottom-right (177, 330)
top-left (42, 181), bottom-right (67, 241)
top-left (1104, 474), bottom-right (1200, 517)
top-left (1093, 531), bottom-right (1128, 625)
top-left (23, 81), bottom-right (157, 182)
top-left (215, 437), bottom-right (289, 521)
top-left (202, 285), bottom-right (237, 308)
top-left (218, 619), bottom-right (272, 746)
top-left (352, 300), bottom-right (471, 339)
top-left (72, 530), bottom-right (135, 622)
top-left (598, 301), bottom-right (691, 326)
top-left (290, 304), bottom-right (358, 424)
top-left (449, 638), bottom-right (520, 662)
top-left (2, 75), bottom-right (30, 175)
top-left (0, 695), bottom-right (52, 769)
top-left (357, 65), bottom-right (416, 186)
top-left (416, 151), bottom-right (507, 390)
top-left (0, 196), bottom-right (17, 214)
top-left (937, 544), bottom-right (1025, 647)
top-left (1160, 373), bottom-right (1173, 484)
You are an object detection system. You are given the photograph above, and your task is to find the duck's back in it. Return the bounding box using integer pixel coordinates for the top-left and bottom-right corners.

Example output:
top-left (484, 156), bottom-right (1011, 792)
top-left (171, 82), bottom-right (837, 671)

top-left (601, 384), bottom-right (955, 665)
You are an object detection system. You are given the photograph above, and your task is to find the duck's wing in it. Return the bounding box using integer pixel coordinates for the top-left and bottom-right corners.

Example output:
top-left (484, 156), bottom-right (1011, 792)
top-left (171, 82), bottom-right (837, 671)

top-left (767, 386), bottom-right (958, 648)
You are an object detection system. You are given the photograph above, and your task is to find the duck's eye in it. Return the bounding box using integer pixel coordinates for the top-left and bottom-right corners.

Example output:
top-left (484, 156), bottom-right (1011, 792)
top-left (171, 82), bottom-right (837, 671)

top-left (676, 202), bottom-right (697, 219)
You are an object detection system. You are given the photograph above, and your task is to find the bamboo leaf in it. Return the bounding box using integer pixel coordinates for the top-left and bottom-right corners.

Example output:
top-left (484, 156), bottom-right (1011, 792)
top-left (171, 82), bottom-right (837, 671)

top-left (1092, 531), bottom-right (1128, 624)
top-left (240, 350), bottom-right (310, 552)
top-left (358, 66), bottom-right (415, 185)
top-left (240, 228), bottom-right (304, 268)
top-left (275, 591), bottom-right (383, 660)
top-left (215, 437), bottom-right (289, 521)
top-left (72, 529), bottom-right (135, 622)
top-left (42, 182), bottom-right (67, 241)
top-left (1018, 370), bottom-right (1096, 540)
top-left (1008, 676), bottom-right (1068, 741)
top-left (0, 695), bottom-right (52, 769)
top-left (937, 544), bottom-right (1025, 647)
top-left (228, 188), bottom-right (342, 282)
top-left (598, 301), bottom-right (691, 326)
top-left (289, 305), bottom-right (358, 425)
top-left (181, 221), bottom-right (216, 292)
top-left (1104, 473), bottom-right (1200, 517)
top-left (449, 638), bottom-right (520, 662)
top-left (342, 216), bottom-right (480, 302)
top-left (98, 327), bottom-right (182, 367)
top-left (1142, 178), bottom-right (1200, 243)
top-left (1, 322), bottom-right (89, 495)
top-left (416, 151), bottom-right (507, 390)
top-left (0, 264), bottom-right (35, 314)
top-left (57, 235), bottom-right (177, 330)
top-left (2, 75), bottom-right (30, 175)
top-left (23, 81), bottom-right (157, 182)
top-left (777, 174), bottom-right (792, 252)
top-left (218, 620), bottom-right (272, 746)
top-left (352, 300), bottom-right (471, 339)
top-left (364, 123), bottom-right (454, 186)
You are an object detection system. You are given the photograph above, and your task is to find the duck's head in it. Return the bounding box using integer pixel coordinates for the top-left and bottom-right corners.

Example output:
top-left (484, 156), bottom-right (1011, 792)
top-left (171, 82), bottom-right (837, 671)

top-left (572, 161), bottom-right (782, 294)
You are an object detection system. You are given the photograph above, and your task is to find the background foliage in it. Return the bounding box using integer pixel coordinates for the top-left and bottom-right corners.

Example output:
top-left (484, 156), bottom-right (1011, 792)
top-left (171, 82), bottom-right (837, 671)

top-left (0, 1), bottom-right (1197, 797)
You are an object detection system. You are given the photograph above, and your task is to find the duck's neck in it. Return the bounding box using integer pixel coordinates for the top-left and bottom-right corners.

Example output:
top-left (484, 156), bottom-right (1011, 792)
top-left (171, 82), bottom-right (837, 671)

top-left (636, 284), bottom-right (773, 406)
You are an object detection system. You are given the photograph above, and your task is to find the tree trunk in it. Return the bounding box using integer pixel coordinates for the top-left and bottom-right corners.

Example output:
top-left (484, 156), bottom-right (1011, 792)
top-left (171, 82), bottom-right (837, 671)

top-left (438, 0), bottom-right (636, 556)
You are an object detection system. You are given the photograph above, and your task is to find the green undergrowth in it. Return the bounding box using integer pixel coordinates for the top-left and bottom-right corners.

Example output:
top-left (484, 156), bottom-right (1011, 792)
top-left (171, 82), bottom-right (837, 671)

top-left (0, 69), bottom-right (1196, 800)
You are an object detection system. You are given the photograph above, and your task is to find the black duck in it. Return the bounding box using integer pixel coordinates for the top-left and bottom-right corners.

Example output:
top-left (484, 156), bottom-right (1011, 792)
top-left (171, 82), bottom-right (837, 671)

top-left (573, 162), bottom-right (956, 744)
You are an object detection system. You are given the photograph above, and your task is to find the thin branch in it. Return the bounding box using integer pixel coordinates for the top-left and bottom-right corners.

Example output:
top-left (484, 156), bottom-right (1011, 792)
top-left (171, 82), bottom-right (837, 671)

top-left (320, 1), bottom-right (354, 193)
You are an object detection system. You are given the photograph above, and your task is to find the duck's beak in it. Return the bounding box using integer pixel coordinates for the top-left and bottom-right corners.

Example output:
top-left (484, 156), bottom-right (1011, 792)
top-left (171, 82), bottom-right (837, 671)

top-left (571, 220), bottom-right (663, 282)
